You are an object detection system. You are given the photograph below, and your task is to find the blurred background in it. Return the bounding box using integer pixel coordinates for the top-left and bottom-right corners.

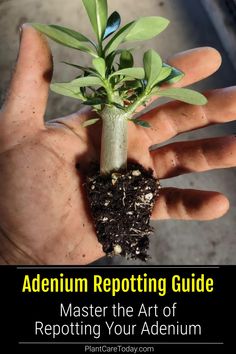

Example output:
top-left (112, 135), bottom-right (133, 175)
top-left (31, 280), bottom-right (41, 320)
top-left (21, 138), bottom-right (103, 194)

top-left (0, 0), bottom-right (235, 264)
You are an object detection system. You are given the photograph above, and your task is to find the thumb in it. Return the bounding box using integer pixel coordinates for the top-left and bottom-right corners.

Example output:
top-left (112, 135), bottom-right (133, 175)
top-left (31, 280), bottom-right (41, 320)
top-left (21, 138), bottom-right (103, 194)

top-left (2, 24), bottom-right (53, 128)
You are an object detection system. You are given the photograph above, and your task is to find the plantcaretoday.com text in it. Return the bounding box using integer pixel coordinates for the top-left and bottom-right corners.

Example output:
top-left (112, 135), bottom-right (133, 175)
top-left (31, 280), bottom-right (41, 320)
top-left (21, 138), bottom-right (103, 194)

top-left (84, 345), bottom-right (154, 353)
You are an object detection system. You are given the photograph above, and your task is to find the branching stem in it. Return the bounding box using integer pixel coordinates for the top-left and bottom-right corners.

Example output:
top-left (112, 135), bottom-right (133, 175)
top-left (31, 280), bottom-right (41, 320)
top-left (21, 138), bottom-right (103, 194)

top-left (126, 89), bottom-right (151, 115)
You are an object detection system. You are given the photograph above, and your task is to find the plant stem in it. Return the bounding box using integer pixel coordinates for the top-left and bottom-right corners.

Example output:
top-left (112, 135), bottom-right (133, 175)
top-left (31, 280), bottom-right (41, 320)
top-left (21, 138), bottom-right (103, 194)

top-left (98, 41), bottom-right (103, 57)
top-left (100, 105), bottom-right (128, 175)
top-left (103, 81), bottom-right (113, 103)
top-left (126, 90), bottom-right (150, 116)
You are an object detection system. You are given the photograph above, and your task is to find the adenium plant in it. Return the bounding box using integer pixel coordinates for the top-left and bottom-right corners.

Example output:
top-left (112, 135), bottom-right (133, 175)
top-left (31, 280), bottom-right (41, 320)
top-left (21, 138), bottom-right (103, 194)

top-left (32, 0), bottom-right (207, 175)
top-left (31, 0), bottom-right (208, 260)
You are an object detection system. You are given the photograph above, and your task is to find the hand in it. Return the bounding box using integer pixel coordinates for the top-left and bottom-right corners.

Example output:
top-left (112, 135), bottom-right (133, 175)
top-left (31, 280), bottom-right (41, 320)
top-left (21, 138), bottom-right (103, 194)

top-left (0, 25), bottom-right (235, 265)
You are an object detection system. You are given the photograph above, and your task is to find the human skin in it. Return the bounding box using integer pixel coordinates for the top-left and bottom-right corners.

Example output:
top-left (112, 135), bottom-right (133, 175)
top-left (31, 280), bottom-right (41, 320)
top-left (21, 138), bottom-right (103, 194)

top-left (0, 25), bottom-right (235, 265)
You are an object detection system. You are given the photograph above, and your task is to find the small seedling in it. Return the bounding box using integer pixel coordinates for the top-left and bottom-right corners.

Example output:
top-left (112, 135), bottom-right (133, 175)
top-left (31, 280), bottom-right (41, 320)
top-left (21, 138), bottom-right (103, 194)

top-left (32, 0), bottom-right (207, 261)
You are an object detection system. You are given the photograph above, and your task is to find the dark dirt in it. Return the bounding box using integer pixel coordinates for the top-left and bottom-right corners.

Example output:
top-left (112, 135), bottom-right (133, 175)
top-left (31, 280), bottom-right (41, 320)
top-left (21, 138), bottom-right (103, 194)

top-left (85, 164), bottom-right (161, 261)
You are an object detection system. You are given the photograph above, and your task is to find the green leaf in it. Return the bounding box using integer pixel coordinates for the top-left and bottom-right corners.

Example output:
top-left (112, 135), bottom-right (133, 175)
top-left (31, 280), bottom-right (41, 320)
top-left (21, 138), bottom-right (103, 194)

top-left (143, 49), bottom-right (162, 89)
top-left (70, 76), bottom-right (104, 87)
top-left (124, 16), bottom-right (169, 42)
top-left (50, 83), bottom-right (84, 100)
top-left (124, 80), bottom-right (142, 89)
top-left (105, 52), bottom-right (118, 73)
top-left (82, 118), bottom-right (100, 127)
top-left (82, 0), bottom-right (108, 41)
top-left (62, 62), bottom-right (97, 75)
top-left (92, 57), bottom-right (106, 78)
top-left (105, 22), bottom-right (135, 55)
top-left (83, 98), bottom-right (107, 105)
top-left (157, 88), bottom-right (208, 105)
top-left (31, 23), bottom-right (96, 55)
top-left (51, 76), bottom-right (103, 99)
top-left (156, 67), bottom-right (172, 83)
top-left (110, 67), bottom-right (145, 80)
top-left (105, 48), bottom-right (135, 72)
top-left (133, 119), bottom-right (151, 128)
top-left (119, 50), bottom-right (134, 69)
top-left (50, 25), bottom-right (94, 45)
top-left (112, 102), bottom-right (125, 110)
top-left (163, 63), bottom-right (185, 84)
top-left (105, 17), bottom-right (169, 54)
top-left (103, 11), bottom-right (121, 40)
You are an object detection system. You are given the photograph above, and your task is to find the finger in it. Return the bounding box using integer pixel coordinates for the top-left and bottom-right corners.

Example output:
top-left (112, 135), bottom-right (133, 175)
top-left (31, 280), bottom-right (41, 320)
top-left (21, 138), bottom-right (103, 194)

top-left (152, 188), bottom-right (229, 220)
top-left (141, 86), bottom-right (236, 144)
top-left (137, 47), bottom-right (222, 112)
top-left (166, 47), bottom-right (222, 88)
top-left (1, 24), bottom-right (53, 128)
top-left (151, 136), bottom-right (236, 179)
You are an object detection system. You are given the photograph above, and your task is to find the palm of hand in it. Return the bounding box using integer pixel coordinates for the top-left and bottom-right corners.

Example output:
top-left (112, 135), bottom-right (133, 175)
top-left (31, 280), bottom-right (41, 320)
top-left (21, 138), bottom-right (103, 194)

top-left (0, 116), bottom-right (103, 264)
top-left (0, 103), bottom-right (152, 265)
